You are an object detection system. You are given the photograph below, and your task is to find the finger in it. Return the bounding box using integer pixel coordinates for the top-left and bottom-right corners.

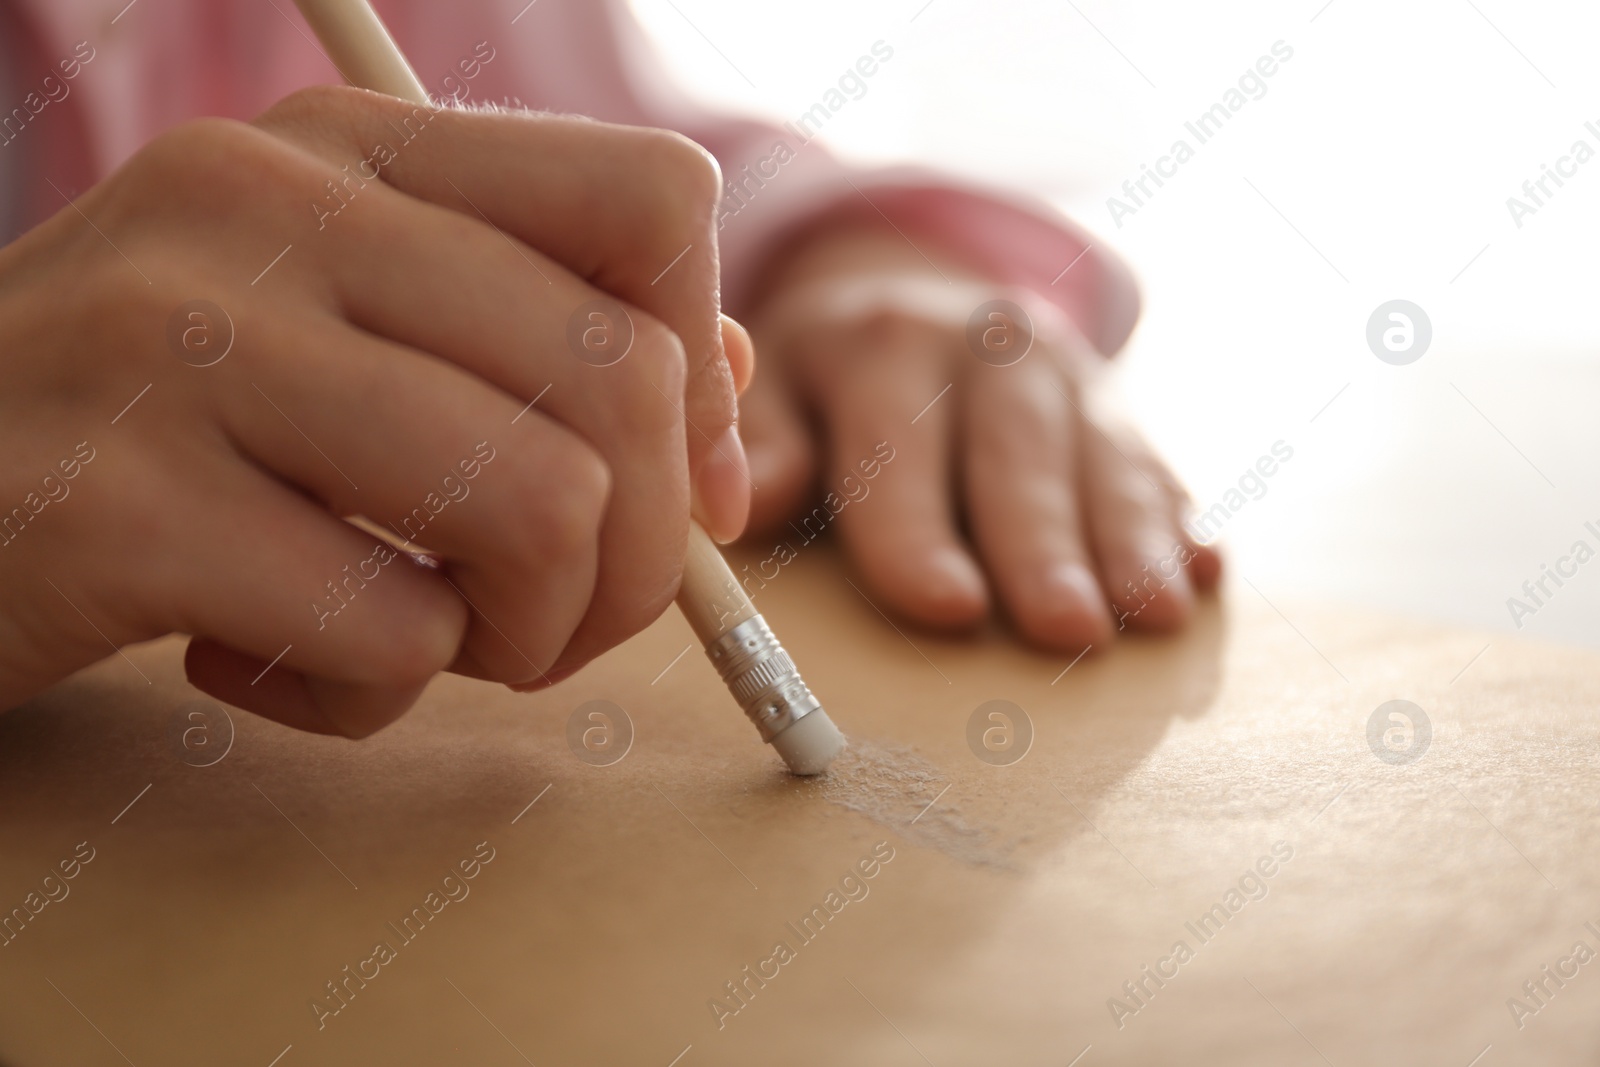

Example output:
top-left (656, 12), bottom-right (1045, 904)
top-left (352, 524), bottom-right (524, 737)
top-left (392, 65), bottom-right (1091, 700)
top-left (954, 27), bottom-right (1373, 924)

top-left (965, 355), bottom-right (1111, 649)
top-left (1171, 497), bottom-right (1225, 592)
top-left (184, 639), bottom-right (432, 739)
top-left (250, 87), bottom-right (737, 491)
top-left (690, 417), bottom-right (752, 547)
top-left (693, 318), bottom-right (757, 543)
top-left (722, 314), bottom-right (755, 396)
top-left (1113, 425), bottom-right (1222, 598)
top-left (0, 435), bottom-right (463, 735)
top-left (1081, 416), bottom-right (1195, 633)
top-left (125, 445), bottom-right (470, 737)
top-left (737, 333), bottom-right (817, 537)
top-left (1130, 443), bottom-right (1225, 593)
top-left (807, 312), bottom-right (987, 627)
top-left (215, 312), bottom-right (609, 687)
top-left (240, 178), bottom-right (694, 672)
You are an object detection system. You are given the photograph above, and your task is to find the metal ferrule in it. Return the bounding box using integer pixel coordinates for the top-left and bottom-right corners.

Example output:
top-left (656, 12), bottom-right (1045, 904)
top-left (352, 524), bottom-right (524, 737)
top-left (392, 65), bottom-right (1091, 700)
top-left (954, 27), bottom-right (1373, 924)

top-left (705, 615), bottom-right (822, 743)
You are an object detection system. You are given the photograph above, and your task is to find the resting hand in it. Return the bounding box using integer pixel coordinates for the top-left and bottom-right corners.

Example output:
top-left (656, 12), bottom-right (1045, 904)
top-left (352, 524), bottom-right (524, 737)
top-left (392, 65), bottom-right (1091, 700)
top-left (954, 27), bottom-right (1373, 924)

top-left (737, 225), bottom-right (1220, 650)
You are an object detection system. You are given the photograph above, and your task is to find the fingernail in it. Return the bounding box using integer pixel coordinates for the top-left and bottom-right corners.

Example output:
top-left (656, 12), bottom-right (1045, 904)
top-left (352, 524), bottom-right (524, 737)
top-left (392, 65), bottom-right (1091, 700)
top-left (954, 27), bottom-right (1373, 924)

top-left (304, 676), bottom-right (428, 739)
top-left (1116, 555), bottom-right (1193, 631)
top-left (693, 424), bottom-right (751, 544)
top-left (720, 313), bottom-right (755, 396)
top-left (744, 437), bottom-right (779, 491)
top-left (1041, 562), bottom-right (1113, 644)
top-left (509, 663), bottom-right (580, 693)
top-left (930, 546), bottom-right (986, 600)
top-left (914, 546), bottom-right (989, 626)
top-left (1049, 562), bottom-right (1106, 615)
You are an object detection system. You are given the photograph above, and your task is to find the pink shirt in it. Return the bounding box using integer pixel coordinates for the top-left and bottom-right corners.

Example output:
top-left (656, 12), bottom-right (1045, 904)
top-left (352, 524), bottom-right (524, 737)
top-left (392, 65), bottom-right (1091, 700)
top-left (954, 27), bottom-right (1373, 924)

top-left (1, 0), bottom-right (1135, 349)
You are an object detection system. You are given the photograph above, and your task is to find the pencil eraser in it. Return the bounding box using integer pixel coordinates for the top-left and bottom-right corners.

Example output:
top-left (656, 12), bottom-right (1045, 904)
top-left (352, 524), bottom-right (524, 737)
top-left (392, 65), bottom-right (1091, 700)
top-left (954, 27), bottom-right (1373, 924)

top-left (771, 710), bottom-right (846, 776)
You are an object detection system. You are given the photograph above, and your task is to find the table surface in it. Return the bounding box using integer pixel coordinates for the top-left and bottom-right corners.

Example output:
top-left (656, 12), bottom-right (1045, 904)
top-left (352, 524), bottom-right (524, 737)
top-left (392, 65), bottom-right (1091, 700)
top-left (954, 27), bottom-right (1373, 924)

top-left (1, 544), bottom-right (1597, 1066)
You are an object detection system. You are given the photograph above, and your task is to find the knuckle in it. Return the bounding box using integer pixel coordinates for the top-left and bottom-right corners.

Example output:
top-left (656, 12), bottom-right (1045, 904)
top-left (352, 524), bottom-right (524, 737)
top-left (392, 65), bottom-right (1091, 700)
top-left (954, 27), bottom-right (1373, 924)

top-left (616, 311), bottom-right (688, 432)
top-left (357, 618), bottom-right (456, 686)
top-left (111, 117), bottom-right (319, 233)
top-left (631, 310), bottom-right (688, 373)
top-left (854, 306), bottom-right (947, 352)
top-left (995, 379), bottom-right (1060, 439)
top-left (633, 128), bottom-right (723, 223)
top-left (579, 519), bottom-right (687, 659)
top-left (253, 83), bottom-right (384, 132)
top-left (120, 118), bottom-right (263, 197)
top-left (520, 433), bottom-right (611, 559)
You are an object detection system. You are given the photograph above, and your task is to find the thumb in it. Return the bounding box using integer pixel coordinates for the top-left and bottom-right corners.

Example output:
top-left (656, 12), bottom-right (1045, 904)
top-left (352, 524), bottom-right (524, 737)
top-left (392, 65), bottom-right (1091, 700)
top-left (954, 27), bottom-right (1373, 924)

top-left (736, 346), bottom-right (818, 538)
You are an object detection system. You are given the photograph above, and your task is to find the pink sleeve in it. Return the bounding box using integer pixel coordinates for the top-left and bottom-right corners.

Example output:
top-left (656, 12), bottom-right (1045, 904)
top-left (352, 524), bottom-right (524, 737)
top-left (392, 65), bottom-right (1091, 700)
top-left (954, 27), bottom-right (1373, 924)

top-left (14, 0), bottom-right (1137, 352)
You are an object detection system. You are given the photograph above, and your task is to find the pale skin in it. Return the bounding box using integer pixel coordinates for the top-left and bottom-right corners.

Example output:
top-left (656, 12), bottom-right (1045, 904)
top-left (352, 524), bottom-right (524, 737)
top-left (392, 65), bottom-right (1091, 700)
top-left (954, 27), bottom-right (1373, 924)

top-left (740, 225), bottom-right (1221, 648)
top-left (0, 86), bottom-right (1217, 738)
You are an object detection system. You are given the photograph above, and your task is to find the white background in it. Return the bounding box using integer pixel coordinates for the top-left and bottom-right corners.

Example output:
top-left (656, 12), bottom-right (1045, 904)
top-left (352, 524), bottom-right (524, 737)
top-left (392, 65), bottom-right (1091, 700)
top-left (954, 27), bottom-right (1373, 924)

top-left (632, 0), bottom-right (1600, 650)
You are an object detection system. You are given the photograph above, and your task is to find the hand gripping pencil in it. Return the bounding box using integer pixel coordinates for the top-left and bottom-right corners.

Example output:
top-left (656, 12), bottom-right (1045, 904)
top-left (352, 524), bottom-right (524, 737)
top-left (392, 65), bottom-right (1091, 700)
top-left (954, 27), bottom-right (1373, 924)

top-left (290, 0), bottom-right (846, 773)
